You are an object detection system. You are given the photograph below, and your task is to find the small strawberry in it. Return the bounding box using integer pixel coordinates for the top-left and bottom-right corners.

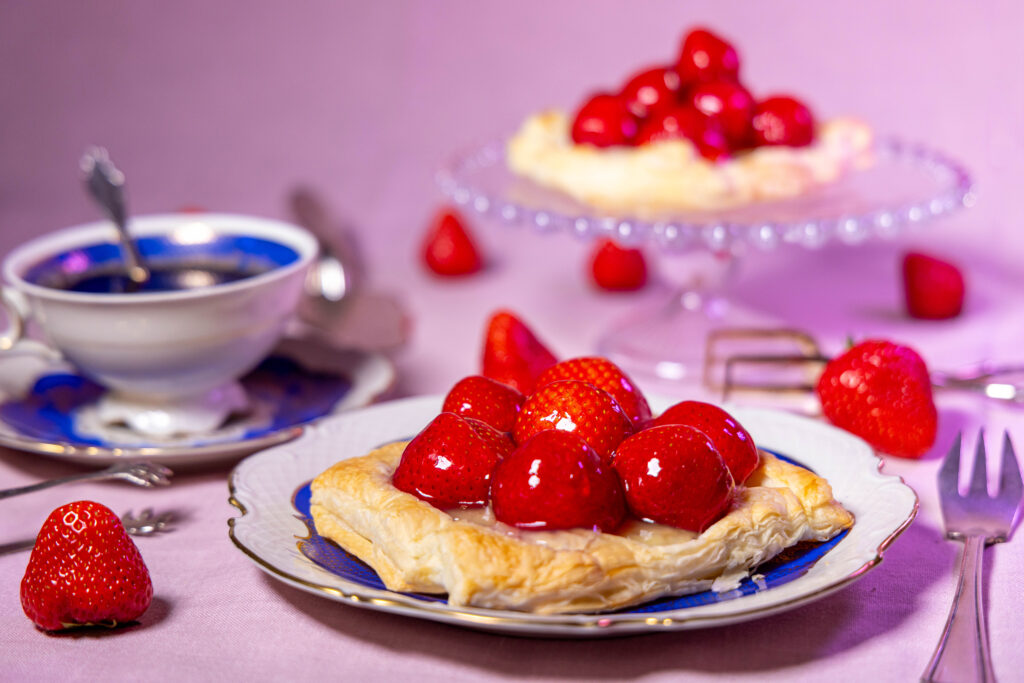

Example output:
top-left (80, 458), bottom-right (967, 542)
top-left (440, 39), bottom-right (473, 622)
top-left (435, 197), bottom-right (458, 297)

top-left (675, 27), bottom-right (741, 87)
top-left (589, 239), bottom-right (648, 292)
top-left (21, 501), bottom-right (153, 631)
top-left (815, 339), bottom-right (937, 459)
top-left (535, 356), bottom-right (652, 427)
top-left (902, 251), bottom-right (965, 320)
top-left (751, 96), bottom-right (815, 148)
top-left (492, 429), bottom-right (626, 532)
top-left (613, 424), bottom-right (735, 533)
top-left (513, 379), bottom-right (634, 463)
top-left (652, 401), bottom-right (759, 485)
top-left (481, 310), bottom-right (558, 394)
top-left (392, 412), bottom-right (504, 507)
top-left (441, 375), bottom-right (525, 432)
top-left (422, 208), bottom-right (483, 276)
top-left (571, 92), bottom-right (639, 147)
top-left (620, 66), bottom-right (681, 120)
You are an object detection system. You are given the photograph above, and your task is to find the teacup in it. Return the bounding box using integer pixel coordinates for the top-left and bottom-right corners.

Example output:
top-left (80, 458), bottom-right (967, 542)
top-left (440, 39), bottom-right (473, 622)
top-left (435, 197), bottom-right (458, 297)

top-left (0, 213), bottom-right (318, 437)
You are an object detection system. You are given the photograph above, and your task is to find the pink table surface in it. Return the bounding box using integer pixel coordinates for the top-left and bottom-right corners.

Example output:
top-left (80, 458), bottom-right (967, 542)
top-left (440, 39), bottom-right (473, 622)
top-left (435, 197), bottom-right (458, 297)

top-left (2, 2), bottom-right (1024, 681)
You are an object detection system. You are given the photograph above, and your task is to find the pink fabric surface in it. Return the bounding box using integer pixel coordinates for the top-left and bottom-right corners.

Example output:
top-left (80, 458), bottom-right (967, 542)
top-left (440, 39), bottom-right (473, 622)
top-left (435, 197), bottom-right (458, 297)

top-left (2, 2), bottom-right (1024, 681)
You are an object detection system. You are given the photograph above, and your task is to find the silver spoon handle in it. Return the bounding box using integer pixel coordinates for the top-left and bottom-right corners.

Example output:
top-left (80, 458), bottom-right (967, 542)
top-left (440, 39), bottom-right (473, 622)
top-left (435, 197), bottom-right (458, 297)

top-left (81, 148), bottom-right (149, 284)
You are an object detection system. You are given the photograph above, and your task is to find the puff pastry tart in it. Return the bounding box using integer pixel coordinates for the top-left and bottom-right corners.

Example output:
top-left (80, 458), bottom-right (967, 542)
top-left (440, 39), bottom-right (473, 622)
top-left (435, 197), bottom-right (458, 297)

top-left (310, 441), bottom-right (853, 615)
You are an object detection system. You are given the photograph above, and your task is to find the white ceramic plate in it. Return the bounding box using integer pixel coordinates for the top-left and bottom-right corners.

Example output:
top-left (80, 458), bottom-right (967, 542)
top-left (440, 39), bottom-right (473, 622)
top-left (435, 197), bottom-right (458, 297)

top-left (228, 394), bottom-right (917, 637)
top-left (0, 337), bottom-right (395, 467)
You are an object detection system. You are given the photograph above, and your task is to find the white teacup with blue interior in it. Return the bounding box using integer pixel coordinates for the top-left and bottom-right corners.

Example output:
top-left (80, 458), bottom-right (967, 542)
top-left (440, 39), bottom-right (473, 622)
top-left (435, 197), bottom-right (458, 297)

top-left (0, 213), bottom-right (318, 438)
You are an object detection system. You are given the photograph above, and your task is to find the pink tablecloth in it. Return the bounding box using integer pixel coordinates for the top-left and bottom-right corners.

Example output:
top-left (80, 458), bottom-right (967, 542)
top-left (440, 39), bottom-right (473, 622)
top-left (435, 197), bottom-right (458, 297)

top-left (2, 2), bottom-right (1024, 681)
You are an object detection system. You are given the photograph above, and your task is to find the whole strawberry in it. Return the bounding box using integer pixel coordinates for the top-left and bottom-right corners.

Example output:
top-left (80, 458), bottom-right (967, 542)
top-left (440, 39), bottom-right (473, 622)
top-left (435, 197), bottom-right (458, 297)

top-left (21, 500), bottom-right (153, 631)
top-left (392, 412), bottom-right (504, 508)
top-left (613, 424), bottom-right (735, 533)
top-left (589, 239), bottom-right (648, 292)
top-left (441, 375), bottom-right (524, 433)
top-left (902, 251), bottom-right (965, 320)
top-left (535, 356), bottom-right (651, 427)
top-left (652, 401), bottom-right (759, 485)
top-left (513, 379), bottom-right (634, 463)
top-left (816, 339), bottom-right (937, 458)
top-left (492, 429), bottom-right (626, 532)
top-left (422, 207), bottom-right (482, 276)
top-left (481, 310), bottom-right (558, 394)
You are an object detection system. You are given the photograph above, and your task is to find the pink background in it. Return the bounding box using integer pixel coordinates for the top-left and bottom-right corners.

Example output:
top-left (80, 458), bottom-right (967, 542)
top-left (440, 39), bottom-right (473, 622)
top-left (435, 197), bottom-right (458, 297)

top-left (2, 2), bottom-right (1024, 681)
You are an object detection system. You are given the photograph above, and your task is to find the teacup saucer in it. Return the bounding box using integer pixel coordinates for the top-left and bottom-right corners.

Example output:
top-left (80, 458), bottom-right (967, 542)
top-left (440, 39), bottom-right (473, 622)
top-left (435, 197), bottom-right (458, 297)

top-left (0, 336), bottom-right (394, 467)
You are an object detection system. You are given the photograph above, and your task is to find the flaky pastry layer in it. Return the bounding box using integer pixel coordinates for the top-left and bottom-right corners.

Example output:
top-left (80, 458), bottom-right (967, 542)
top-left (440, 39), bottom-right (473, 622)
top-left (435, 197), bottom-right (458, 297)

top-left (310, 441), bottom-right (853, 615)
top-left (506, 110), bottom-right (874, 214)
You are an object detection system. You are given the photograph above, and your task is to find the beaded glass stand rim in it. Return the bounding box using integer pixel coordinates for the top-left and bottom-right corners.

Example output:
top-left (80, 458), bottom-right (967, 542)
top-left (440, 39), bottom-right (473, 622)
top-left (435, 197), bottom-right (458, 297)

top-left (436, 137), bottom-right (975, 254)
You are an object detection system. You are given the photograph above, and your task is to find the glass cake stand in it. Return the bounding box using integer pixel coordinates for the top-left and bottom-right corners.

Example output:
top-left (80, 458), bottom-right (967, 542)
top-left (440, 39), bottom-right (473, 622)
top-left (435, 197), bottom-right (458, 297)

top-left (437, 138), bottom-right (974, 387)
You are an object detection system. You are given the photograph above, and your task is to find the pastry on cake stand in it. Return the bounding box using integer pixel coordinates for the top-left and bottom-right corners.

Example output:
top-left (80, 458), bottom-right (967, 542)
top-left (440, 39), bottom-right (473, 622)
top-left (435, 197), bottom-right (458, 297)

top-left (438, 135), bottom-right (973, 387)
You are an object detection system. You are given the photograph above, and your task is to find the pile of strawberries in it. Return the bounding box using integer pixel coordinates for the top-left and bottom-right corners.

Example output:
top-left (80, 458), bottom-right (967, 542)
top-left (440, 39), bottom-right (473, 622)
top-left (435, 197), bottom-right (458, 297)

top-left (392, 312), bottom-right (759, 534)
top-left (570, 27), bottom-right (816, 158)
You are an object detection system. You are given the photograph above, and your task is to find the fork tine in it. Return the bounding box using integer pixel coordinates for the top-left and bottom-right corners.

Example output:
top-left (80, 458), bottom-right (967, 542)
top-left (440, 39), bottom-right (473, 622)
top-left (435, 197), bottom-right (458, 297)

top-left (968, 431), bottom-right (989, 497)
top-left (938, 432), bottom-right (963, 496)
top-left (1000, 432), bottom-right (1023, 502)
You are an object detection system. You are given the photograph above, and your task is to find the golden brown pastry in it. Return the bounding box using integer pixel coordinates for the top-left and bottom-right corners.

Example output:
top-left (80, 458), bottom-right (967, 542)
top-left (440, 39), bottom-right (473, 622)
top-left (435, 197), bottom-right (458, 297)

top-left (310, 442), bottom-right (853, 614)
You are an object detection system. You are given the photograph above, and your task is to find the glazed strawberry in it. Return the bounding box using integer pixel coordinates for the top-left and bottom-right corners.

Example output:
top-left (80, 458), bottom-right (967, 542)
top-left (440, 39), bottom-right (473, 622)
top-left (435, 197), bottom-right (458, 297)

top-left (620, 66), bottom-right (681, 120)
top-left (481, 310), bottom-right (558, 394)
top-left (635, 106), bottom-right (730, 161)
top-left (675, 28), bottom-right (741, 87)
top-left (441, 375), bottom-right (524, 432)
top-left (535, 356), bottom-right (651, 427)
top-left (422, 207), bottom-right (483, 276)
top-left (492, 429), bottom-right (626, 532)
top-left (815, 339), bottom-right (937, 459)
top-left (571, 92), bottom-right (639, 147)
top-left (513, 379), bottom-right (633, 463)
top-left (751, 96), bottom-right (815, 147)
top-left (902, 251), bottom-right (966, 320)
top-left (21, 500), bottom-right (153, 631)
top-left (685, 81), bottom-right (755, 148)
top-left (589, 238), bottom-right (648, 292)
top-left (613, 425), bottom-right (735, 532)
top-left (464, 416), bottom-right (516, 459)
top-left (652, 401), bottom-right (759, 484)
top-left (392, 412), bottom-right (504, 507)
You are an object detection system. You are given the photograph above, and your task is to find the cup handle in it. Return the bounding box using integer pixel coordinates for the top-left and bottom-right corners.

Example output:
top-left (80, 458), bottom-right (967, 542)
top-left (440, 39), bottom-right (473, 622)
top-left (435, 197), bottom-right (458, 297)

top-left (0, 288), bottom-right (61, 360)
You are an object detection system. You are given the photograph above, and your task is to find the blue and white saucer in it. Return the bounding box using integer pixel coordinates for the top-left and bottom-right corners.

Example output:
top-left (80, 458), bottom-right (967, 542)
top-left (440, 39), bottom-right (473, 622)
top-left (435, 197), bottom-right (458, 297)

top-left (0, 337), bottom-right (394, 466)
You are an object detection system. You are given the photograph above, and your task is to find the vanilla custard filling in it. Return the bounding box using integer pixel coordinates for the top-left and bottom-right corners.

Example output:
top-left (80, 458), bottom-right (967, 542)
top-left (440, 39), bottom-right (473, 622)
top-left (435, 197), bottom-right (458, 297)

top-left (506, 110), bottom-right (874, 213)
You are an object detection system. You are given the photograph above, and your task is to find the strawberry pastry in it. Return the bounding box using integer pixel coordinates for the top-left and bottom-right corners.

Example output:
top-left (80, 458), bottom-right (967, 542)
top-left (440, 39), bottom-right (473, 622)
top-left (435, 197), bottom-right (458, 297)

top-left (310, 356), bottom-right (852, 614)
top-left (507, 27), bottom-right (873, 214)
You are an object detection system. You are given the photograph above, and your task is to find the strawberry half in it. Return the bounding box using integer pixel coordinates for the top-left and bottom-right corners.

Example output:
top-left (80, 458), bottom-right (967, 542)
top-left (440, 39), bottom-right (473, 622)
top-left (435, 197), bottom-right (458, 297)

top-left (492, 429), bottom-right (626, 532)
top-left (513, 379), bottom-right (634, 463)
top-left (392, 412), bottom-right (505, 508)
top-left (481, 310), bottom-right (558, 394)
top-left (589, 239), bottom-right (648, 292)
top-left (21, 500), bottom-right (153, 631)
top-left (651, 401), bottom-right (759, 485)
top-left (902, 251), bottom-right (965, 320)
top-left (815, 339), bottom-right (937, 459)
top-left (613, 424), bottom-right (735, 533)
top-left (535, 356), bottom-right (652, 427)
top-left (422, 207), bottom-right (483, 276)
top-left (441, 375), bottom-right (524, 433)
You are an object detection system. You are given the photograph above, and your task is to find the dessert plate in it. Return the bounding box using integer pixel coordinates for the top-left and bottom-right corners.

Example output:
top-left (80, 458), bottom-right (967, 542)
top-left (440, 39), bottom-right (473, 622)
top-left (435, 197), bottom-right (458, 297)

top-left (228, 394), bottom-right (917, 637)
top-left (0, 337), bottom-right (394, 467)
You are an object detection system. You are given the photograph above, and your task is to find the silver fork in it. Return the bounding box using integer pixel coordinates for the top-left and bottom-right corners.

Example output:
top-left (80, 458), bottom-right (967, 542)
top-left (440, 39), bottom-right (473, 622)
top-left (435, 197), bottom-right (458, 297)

top-left (0, 508), bottom-right (175, 555)
top-left (0, 462), bottom-right (172, 500)
top-left (922, 431), bottom-right (1023, 682)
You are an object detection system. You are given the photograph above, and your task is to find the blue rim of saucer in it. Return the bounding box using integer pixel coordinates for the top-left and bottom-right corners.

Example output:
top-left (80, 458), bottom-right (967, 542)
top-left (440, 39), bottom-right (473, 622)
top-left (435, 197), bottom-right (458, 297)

top-left (0, 350), bottom-right (356, 457)
top-left (291, 449), bottom-right (849, 614)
